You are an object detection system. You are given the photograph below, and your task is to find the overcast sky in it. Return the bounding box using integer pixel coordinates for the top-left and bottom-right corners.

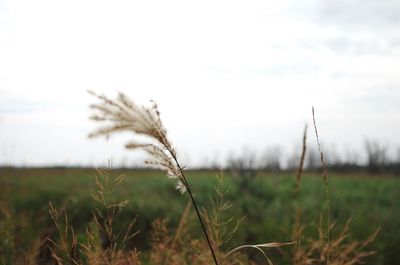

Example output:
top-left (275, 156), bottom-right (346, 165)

top-left (1, 0), bottom-right (400, 167)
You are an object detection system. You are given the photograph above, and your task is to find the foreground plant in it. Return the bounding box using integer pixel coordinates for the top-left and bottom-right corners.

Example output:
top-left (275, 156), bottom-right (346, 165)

top-left (150, 174), bottom-right (249, 265)
top-left (293, 217), bottom-right (379, 265)
top-left (88, 91), bottom-right (219, 265)
top-left (49, 167), bottom-right (140, 265)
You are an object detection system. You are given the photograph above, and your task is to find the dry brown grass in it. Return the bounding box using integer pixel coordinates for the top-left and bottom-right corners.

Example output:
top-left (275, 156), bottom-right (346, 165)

top-left (148, 173), bottom-right (257, 265)
top-left (290, 109), bottom-right (379, 265)
top-left (292, 217), bottom-right (379, 265)
top-left (45, 167), bottom-right (259, 265)
top-left (47, 166), bottom-right (141, 265)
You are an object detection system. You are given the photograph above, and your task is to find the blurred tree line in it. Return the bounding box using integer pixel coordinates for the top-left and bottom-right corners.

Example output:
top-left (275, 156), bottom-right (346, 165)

top-left (202, 139), bottom-right (400, 177)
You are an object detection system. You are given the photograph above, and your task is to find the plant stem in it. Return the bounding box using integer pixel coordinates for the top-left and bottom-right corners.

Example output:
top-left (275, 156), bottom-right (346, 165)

top-left (186, 186), bottom-right (219, 265)
top-left (170, 151), bottom-right (219, 265)
top-left (312, 107), bottom-right (331, 264)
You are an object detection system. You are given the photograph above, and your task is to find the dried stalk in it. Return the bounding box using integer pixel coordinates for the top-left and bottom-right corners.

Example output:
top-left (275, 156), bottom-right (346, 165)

top-left (88, 91), bottom-right (219, 265)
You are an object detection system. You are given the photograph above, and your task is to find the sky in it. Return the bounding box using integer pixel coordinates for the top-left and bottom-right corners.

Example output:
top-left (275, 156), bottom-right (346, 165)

top-left (1, 0), bottom-right (400, 167)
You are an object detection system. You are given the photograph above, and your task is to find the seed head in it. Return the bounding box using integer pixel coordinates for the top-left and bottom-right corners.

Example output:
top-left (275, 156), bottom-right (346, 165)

top-left (88, 91), bottom-right (186, 194)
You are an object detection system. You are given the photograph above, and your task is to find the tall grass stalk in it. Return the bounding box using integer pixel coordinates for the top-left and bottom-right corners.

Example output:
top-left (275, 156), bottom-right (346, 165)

top-left (311, 107), bottom-right (331, 263)
top-left (88, 91), bottom-right (219, 265)
top-left (293, 125), bottom-right (307, 264)
top-left (294, 125), bottom-right (307, 198)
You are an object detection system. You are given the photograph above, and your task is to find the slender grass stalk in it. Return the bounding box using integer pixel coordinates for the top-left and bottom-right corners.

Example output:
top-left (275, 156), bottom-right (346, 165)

top-left (224, 242), bottom-right (295, 265)
top-left (294, 125), bottom-right (307, 198)
top-left (168, 147), bottom-right (219, 265)
top-left (293, 125), bottom-right (307, 264)
top-left (88, 91), bottom-right (219, 265)
top-left (311, 106), bottom-right (331, 264)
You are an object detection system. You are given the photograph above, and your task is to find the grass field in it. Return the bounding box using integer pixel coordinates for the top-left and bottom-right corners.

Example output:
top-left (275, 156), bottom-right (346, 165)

top-left (0, 167), bottom-right (399, 264)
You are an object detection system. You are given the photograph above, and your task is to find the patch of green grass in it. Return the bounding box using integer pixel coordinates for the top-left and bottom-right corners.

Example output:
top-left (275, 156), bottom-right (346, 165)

top-left (0, 168), bottom-right (399, 264)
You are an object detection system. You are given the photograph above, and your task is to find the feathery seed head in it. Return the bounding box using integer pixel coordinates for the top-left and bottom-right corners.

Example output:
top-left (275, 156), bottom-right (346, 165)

top-left (88, 91), bottom-right (186, 194)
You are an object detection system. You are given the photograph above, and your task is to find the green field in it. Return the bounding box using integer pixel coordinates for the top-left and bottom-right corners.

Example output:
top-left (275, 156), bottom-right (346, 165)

top-left (0, 167), bottom-right (399, 264)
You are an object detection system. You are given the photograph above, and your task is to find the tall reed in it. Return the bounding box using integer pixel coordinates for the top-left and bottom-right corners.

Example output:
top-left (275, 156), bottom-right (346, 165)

top-left (88, 91), bottom-right (219, 265)
top-left (311, 107), bottom-right (331, 262)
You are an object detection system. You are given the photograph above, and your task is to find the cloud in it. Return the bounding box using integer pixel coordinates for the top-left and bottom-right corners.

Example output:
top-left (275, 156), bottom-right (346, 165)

top-left (358, 85), bottom-right (400, 113)
top-left (316, 0), bottom-right (400, 30)
top-left (282, 0), bottom-right (400, 57)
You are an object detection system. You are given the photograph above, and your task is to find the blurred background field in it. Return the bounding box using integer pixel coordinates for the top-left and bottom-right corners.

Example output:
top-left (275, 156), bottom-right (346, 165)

top-left (1, 167), bottom-right (398, 264)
